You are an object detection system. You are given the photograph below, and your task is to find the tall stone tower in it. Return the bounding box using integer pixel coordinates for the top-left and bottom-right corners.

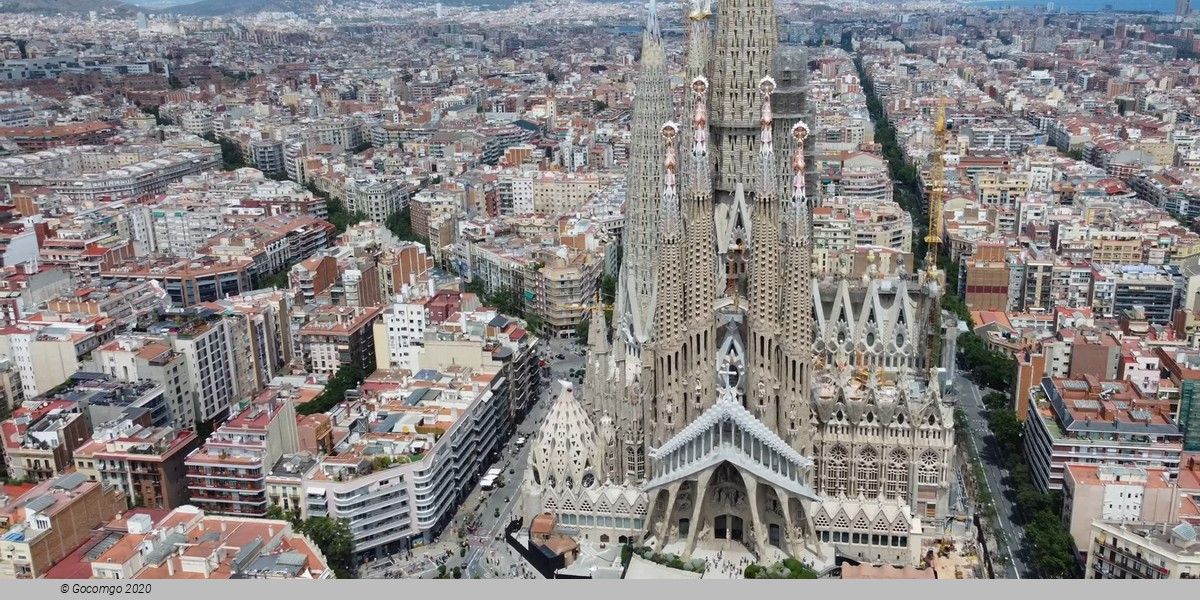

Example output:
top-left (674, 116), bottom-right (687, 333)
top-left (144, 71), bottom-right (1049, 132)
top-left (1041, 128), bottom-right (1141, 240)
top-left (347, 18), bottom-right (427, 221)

top-left (617, 0), bottom-right (672, 356)
top-left (562, 0), bottom-right (957, 562)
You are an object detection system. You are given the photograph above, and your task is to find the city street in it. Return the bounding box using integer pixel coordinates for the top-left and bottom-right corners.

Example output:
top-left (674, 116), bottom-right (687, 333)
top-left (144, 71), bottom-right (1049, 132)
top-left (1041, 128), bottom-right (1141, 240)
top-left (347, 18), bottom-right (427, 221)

top-left (364, 337), bottom-right (591, 578)
top-left (953, 374), bottom-right (1028, 579)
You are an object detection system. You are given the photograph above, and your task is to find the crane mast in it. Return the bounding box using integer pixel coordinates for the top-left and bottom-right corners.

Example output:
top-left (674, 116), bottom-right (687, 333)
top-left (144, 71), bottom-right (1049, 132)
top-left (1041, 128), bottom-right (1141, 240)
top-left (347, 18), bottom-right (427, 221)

top-left (923, 96), bottom-right (949, 371)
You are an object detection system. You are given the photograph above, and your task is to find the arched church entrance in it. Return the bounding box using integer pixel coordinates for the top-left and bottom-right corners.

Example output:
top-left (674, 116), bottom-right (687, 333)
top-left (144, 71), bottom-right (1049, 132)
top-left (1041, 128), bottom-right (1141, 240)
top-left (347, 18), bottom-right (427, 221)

top-left (714, 514), bottom-right (744, 541)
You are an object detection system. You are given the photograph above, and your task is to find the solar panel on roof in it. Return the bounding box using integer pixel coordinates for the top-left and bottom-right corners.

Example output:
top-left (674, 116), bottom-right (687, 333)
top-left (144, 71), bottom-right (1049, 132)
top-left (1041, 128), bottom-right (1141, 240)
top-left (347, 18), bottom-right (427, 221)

top-left (52, 472), bottom-right (86, 491)
top-left (1173, 523), bottom-right (1197, 542)
top-left (1074, 400), bottom-right (1100, 410)
top-left (276, 552), bottom-right (307, 567)
top-left (24, 495), bottom-right (56, 513)
top-left (83, 532), bottom-right (125, 561)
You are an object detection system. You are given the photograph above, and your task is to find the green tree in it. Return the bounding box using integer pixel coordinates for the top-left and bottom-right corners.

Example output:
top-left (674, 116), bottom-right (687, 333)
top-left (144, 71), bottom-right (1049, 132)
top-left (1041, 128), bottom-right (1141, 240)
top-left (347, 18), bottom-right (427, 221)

top-left (957, 333), bottom-right (1015, 392)
top-left (465, 278), bottom-right (486, 297)
top-left (385, 207), bottom-right (430, 251)
top-left (1066, 148), bottom-right (1084, 161)
top-left (983, 392), bottom-right (1009, 411)
top-left (575, 317), bottom-right (590, 345)
top-left (986, 408), bottom-right (1023, 453)
top-left (593, 100), bottom-right (608, 112)
top-left (0, 399), bottom-right (10, 481)
top-left (324, 197), bottom-right (368, 236)
top-left (523, 314), bottom-right (543, 333)
top-left (266, 504), bottom-right (302, 527)
top-left (257, 264), bottom-right (293, 290)
top-left (202, 132), bottom-right (246, 171)
top-left (484, 287), bottom-right (523, 317)
top-left (300, 516), bottom-right (355, 578)
top-left (601, 275), bottom-right (617, 305)
top-left (297, 364), bottom-right (366, 415)
top-left (452, 566), bottom-right (462, 579)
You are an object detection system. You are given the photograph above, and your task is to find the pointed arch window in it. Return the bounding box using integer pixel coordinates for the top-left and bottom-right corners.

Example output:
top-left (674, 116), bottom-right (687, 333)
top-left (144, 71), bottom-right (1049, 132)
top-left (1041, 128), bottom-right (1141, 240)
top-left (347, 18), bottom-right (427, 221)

top-left (886, 449), bottom-right (908, 501)
top-left (857, 447), bottom-right (880, 498)
top-left (918, 450), bottom-right (940, 485)
top-left (826, 445), bottom-right (848, 495)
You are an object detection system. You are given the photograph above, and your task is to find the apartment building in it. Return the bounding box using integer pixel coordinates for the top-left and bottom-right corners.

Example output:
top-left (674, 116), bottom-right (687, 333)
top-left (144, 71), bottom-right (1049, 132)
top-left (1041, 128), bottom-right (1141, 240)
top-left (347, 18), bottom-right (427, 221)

top-left (344, 177), bottom-right (406, 224)
top-left (1061, 465), bottom-right (1178, 552)
top-left (39, 235), bottom-right (135, 285)
top-left (1157, 348), bottom-right (1200, 453)
top-left (373, 293), bottom-right (429, 372)
top-left (527, 247), bottom-right (602, 338)
top-left (150, 204), bottom-right (228, 258)
top-left (311, 117), bottom-right (364, 152)
top-left (303, 367), bottom-right (510, 559)
top-left (184, 391), bottom-right (299, 518)
top-left (73, 420), bottom-right (200, 510)
top-left (297, 306), bottom-right (384, 375)
top-left (45, 280), bottom-right (168, 331)
top-left (157, 170), bottom-right (326, 219)
top-left (963, 242), bottom-right (1014, 311)
top-left (419, 309), bottom-right (541, 430)
top-left (0, 122), bottom-right (117, 152)
top-left (47, 507), bottom-right (331, 579)
top-left (498, 171), bottom-right (534, 216)
top-left (409, 187), bottom-right (461, 241)
top-left (531, 171), bottom-right (600, 215)
top-left (1025, 376), bottom-right (1183, 492)
top-left (267, 453), bottom-right (319, 515)
top-left (148, 310), bottom-right (240, 425)
top-left (1131, 169), bottom-right (1200, 220)
top-left (203, 290), bottom-right (295, 395)
top-left (89, 337), bottom-right (194, 428)
top-left (0, 400), bottom-right (88, 482)
top-left (103, 256), bottom-right (257, 308)
top-left (1086, 521), bottom-right (1200, 579)
top-left (812, 196), bottom-right (913, 257)
top-left (1091, 264), bottom-right (1182, 325)
top-left (0, 473), bottom-right (126, 579)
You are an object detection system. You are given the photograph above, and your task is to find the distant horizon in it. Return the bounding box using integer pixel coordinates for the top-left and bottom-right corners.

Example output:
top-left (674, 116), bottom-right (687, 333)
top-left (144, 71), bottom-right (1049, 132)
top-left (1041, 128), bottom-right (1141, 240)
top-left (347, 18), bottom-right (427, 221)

top-left (963, 0), bottom-right (1176, 12)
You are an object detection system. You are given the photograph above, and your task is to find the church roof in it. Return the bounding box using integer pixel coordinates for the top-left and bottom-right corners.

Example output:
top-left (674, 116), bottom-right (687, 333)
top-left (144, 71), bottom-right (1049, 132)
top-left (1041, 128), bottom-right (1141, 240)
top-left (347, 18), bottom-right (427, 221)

top-left (650, 389), bottom-right (809, 466)
top-left (644, 389), bottom-right (820, 502)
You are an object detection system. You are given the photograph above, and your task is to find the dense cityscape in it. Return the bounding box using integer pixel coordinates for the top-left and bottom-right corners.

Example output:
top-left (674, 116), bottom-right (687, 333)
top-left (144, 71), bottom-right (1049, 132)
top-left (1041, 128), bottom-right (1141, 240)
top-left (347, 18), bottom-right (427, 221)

top-left (0, 0), bottom-right (1196, 583)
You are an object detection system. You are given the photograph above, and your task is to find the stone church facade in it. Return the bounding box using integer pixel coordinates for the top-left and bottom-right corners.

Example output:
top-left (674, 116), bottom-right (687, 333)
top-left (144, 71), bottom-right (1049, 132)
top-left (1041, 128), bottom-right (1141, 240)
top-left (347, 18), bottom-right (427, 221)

top-left (522, 0), bottom-right (957, 567)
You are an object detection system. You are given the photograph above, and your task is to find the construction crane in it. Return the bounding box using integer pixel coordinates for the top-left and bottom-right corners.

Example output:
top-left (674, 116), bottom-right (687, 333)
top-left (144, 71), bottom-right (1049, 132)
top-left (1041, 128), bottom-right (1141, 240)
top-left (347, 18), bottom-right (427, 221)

top-left (923, 95), bottom-right (952, 371)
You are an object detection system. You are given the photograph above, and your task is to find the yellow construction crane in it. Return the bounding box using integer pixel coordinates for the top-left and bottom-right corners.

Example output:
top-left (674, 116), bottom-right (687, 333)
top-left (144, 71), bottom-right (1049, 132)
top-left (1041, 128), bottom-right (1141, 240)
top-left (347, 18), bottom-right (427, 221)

top-left (924, 95), bottom-right (951, 370)
top-left (923, 95), bottom-right (949, 274)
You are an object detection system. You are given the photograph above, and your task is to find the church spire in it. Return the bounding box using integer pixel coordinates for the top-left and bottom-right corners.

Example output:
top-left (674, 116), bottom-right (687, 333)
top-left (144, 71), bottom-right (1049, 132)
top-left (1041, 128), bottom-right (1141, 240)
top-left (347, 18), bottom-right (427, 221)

top-left (779, 121), bottom-right (814, 452)
top-left (617, 0), bottom-right (672, 355)
top-left (646, 0), bottom-right (661, 41)
top-left (581, 297), bottom-right (610, 418)
top-left (708, 0), bottom-right (779, 193)
top-left (648, 122), bottom-right (686, 446)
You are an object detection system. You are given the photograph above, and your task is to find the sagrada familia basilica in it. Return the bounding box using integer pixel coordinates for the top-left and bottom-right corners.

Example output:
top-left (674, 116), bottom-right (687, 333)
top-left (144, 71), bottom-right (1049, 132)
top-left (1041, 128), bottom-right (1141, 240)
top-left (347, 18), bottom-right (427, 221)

top-left (522, 0), bottom-right (959, 568)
